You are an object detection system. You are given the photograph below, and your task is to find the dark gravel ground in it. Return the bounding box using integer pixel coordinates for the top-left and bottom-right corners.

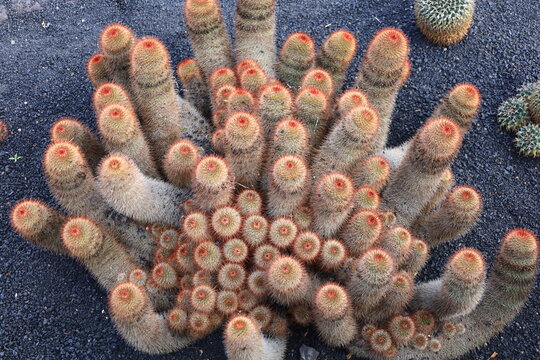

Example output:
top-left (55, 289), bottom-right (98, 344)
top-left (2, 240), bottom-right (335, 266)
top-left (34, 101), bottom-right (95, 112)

top-left (0, 0), bottom-right (539, 359)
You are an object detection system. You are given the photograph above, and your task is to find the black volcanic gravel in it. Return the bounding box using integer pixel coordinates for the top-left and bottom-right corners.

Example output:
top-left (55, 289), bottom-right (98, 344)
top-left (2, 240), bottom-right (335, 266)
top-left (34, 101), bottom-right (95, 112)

top-left (0, 1), bottom-right (539, 359)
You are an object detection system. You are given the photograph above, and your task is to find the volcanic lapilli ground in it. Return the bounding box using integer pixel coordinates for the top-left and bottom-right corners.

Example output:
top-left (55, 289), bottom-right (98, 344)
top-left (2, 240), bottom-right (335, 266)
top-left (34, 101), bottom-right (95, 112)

top-left (0, 0), bottom-right (539, 359)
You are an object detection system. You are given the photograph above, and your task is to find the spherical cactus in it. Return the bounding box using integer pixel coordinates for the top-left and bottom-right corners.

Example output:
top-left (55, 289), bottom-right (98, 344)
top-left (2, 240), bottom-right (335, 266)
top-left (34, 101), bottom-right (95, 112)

top-left (223, 238), bottom-right (249, 263)
top-left (253, 244), bottom-right (280, 270)
top-left (337, 90), bottom-right (370, 118)
top-left (412, 309), bottom-right (436, 335)
top-left (236, 189), bottom-right (262, 216)
top-left (414, 0), bottom-right (475, 45)
top-left (340, 210), bottom-right (382, 257)
top-left (266, 256), bottom-right (310, 305)
top-left (293, 231), bottom-right (321, 263)
top-left (247, 270), bottom-right (267, 297)
top-left (269, 217), bottom-right (298, 249)
top-left (528, 85), bottom-right (540, 123)
top-left (250, 305), bottom-right (273, 331)
top-left (167, 307), bottom-right (188, 333)
top-left (151, 262), bottom-right (178, 289)
top-left (319, 239), bottom-right (347, 270)
top-left (210, 67), bottom-right (237, 94)
top-left (194, 241), bottom-right (222, 272)
top-left (188, 311), bottom-right (212, 338)
top-left (218, 263), bottom-right (246, 291)
top-left (224, 316), bottom-right (264, 359)
top-left (354, 186), bottom-right (381, 211)
top-left (242, 215), bottom-right (269, 248)
top-left (388, 315), bottom-right (415, 344)
top-left (313, 283), bottom-right (350, 320)
top-left (192, 155), bottom-right (233, 211)
top-left (369, 329), bottom-right (393, 354)
top-left (93, 83), bottom-right (133, 114)
top-left (515, 124), bottom-right (540, 157)
top-left (190, 284), bottom-right (217, 313)
top-left (497, 96), bottom-right (530, 132)
top-left (109, 282), bottom-right (148, 324)
top-left (159, 229), bottom-right (179, 250)
top-left (183, 211), bottom-right (211, 242)
top-left (211, 206), bottom-right (242, 239)
top-left (62, 217), bottom-right (104, 259)
top-left (216, 290), bottom-right (239, 315)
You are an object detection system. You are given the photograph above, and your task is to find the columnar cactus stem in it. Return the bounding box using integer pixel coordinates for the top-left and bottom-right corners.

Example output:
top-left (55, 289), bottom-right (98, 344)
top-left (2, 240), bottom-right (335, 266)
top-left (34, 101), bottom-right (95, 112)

top-left (354, 28), bottom-right (410, 153)
top-left (266, 256), bottom-right (311, 305)
top-left (50, 118), bottom-right (106, 171)
top-left (192, 155), bottom-right (235, 211)
top-left (163, 139), bottom-right (200, 189)
top-left (10, 199), bottom-right (67, 255)
top-left (367, 272), bottom-right (414, 323)
top-left (224, 315), bottom-right (287, 360)
top-left (400, 238), bottom-right (429, 276)
top-left (300, 69), bottom-right (335, 99)
top-left (277, 32), bottom-right (315, 91)
top-left (311, 106), bottom-right (379, 181)
top-left (99, 24), bottom-right (135, 89)
top-left (412, 248), bottom-right (486, 319)
top-left (382, 118), bottom-right (463, 226)
top-left (431, 83), bottom-right (481, 133)
top-left (224, 112), bottom-right (265, 187)
top-left (412, 168), bottom-right (454, 227)
top-left (97, 104), bottom-right (160, 178)
top-left (258, 83), bottom-right (293, 137)
top-left (87, 53), bottom-right (111, 87)
top-left (416, 186), bottom-right (482, 247)
top-left (43, 142), bottom-right (154, 263)
top-left (346, 248), bottom-right (394, 316)
top-left (313, 283), bottom-right (357, 346)
top-left (183, 0), bottom-right (233, 78)
top-left (336, 90), bottom-right (370, 119)
top-left (130, 37), bottom-right (211, 160)
top-left (177, 58), bottom-right (212, 118)
top-left (340, 210), bottom-right (382, 257)
top-left (294, 87), bottom-right (329, 148)
top-left (226, 88), bottom-right (256, 118)
top-left (351, 155), bottom-right (391, 192)
top-left (109, 282), bottom-right (193, 354)
top-left (267, 155), bottom-right (309, 217)
top-left (62, 217), bottom-right (137, 290)
top-left (93, 82), bottom-right (135, 116)
top-left (311, 173), bottom-right (355, 238)
top-left (239, 64), bottom-right (268, 95)
top-left (235, 0), bottom-right (277, 78)
top-left (243, 215), bottom-right (268, 248)
top-left (316, 30), bottom-right (357, 92)
top-left (210, 67), bottom-right (238, 95)
top-left (379, 226), bottom-right (413, 266)
top-left (269, 217), bottom-right (298, 249)
top-left (97, 154), bottom-right (187, 226)
top-left (318, 239), bottom-right (347, 271)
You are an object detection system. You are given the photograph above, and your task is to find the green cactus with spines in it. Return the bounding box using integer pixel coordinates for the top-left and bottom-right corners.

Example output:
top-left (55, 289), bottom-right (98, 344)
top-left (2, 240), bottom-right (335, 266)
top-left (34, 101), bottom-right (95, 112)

top-left (515, 124), bottom-right (540, 157)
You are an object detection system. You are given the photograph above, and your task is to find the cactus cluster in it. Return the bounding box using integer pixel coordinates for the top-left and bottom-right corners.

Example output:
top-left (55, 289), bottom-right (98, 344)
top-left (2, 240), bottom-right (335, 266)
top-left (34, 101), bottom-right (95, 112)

top-left (414, 0), bottom-right (475, 46)
top-left (10, 1), bottom-right (539, 359)
top-left (498, 81), bottom-right (540, 157)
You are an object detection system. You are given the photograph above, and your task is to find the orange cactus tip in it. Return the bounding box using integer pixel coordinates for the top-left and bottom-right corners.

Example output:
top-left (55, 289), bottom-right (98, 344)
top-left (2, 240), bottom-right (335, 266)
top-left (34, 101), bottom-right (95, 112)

top-left (416, 117), bottom-right (462, 156)
top-left (195, 155), bottom-right (229, 188)
top-left (131, 37), bottom-right (169, 67)
top-left (368, 27), bottom-right (410, 60)
top-left (190, 285), bottom-right (216, 312)
top-left (211, 206), bottom-right (241, 238)
top-left (10, 199), bottom-right (53, 237)
top-left (500, 229), bottom-right (538, 267)
top-left (44, 141), bottom-right (85, 175)
top-left (210, 67), bottom-right (236, 89)
top-left (317, 172), bottom-right (355, 205)
top-left (109, 282), bottom-right (148, 323)
top-left (293, 231), bottom-right (321, 262)
top-left (412, 309), bottom-right (436, 335)
top-left (50, 118), bottom-right (86, 142)
top-left (338, 90), bottom-right (370, 115)
top-left (218, 263), bottom-right (246, 290)
top-left (448, 185), bottom-right (482, 211)
top-left (226, 315), bottom-right (258, 339)
top-left (324, 30), bottom-right (357, 62)
top-left (269, 217), bottom-right (298, 249)
top-left (450, 83), bottom-right (481, 109)
top-left (346, 106), bottom-right (380, 136)
top-left (314, 283), bottom-right (349, 319)
top-left (272, 155), bottom-right (307, 191)
top-left (388, 315), bottom-right (416, 343)
top-left (100, 23), bottom-right (134, 54)
top-left (369, 329), bottom-right (393, 353)
top-left (446, 248), bottom-right (486, 282)
top-left (62, 217), bottom-right (103, 259)
top-left (266, 256), bottom-right (306, 293)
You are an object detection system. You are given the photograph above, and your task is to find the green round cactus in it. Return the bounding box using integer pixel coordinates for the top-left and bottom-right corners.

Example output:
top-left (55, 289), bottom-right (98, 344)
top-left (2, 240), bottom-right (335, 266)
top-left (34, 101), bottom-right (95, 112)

top-left (497, 97), bottom-right (529, 132)
top-left (527, 85), bottom-right (540, 123)
top-left (414, 0), bottom-right (475, 45)
top-left (515, 124), bottom-right (540, 157)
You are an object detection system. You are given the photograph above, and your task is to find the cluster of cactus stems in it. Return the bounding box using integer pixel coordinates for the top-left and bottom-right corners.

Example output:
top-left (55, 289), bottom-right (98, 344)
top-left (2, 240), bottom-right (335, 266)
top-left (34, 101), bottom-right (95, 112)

top-left (498, 81), bottom-right (540, 157)
top-left (10, 1), bottom-right (539, 359)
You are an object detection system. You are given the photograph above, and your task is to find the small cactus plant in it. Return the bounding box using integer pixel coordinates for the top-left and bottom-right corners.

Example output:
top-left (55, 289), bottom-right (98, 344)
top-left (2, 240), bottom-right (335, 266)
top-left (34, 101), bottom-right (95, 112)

top-left (9, 2), bottom-right (539, 360)
top-left (498, 81), bottom-right (540, 157)
top-left (414, 0), bottom-right (475, 45)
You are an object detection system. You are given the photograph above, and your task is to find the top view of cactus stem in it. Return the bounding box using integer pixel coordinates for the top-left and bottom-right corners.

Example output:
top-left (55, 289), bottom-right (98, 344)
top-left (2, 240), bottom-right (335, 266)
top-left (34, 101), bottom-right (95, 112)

top-left (5, 0), bottom-right (539, 359)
